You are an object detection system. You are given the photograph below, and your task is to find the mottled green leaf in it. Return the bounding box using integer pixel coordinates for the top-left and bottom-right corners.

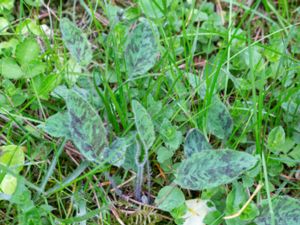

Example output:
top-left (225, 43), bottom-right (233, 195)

top-left (0, 57), bottom-right (24, 79)
top-left (122, 135), bottom-right (138, 171)
top-left (42, 112), bottom-right (70, 138)
top-left (66, 90), bottom-right (107, 162)
top-left (267, 126), bottom-right (285, 152)
top-left (184, 128), bottom-right (212, 157)
top-left (207, 96), bottom-right (233, 139)
top-left (60, 18), bottom-right (92, 66)
top-left (125, 19), bottom-right (159, 77)
top-left (15, 38), bottom-right (40, 65)
top-left (132, 100), bottom-right (155, 150)
top-left (255, 196), bottom-right (300, 225)
top-left (155, 186), bottom-right (185, 212)
top-left (101, 138), bottom-right (127, 167)
top-left (175, 149), bottom-right (257, 190)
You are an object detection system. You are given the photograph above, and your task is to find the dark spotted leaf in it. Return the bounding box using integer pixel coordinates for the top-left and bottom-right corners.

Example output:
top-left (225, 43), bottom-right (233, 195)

top-left (184, 128), bottom-right (212, 157)
top-left (60, 18), bottom-right (92, 66)
top-left (255, 196), bottom-right (300, 225)
top-left (175, 149), bottom-right (258, 190)
top-left (132, 100), bottom-right (155, 150)
top-left (125, 19), bottom-right (159, 77)
top-left (207, 96), bottom-right (233, 139)
top-left (42, 112), bottom-right (70, 138)
top-left (66, 90), bottom-right (107, 162)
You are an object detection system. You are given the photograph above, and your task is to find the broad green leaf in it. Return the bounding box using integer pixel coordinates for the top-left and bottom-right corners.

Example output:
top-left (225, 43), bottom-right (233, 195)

top-left (207, 96), bottom-right (233, 139)
top-left (155, 186), bottom-right (185, 212)
top-left (267, 158), bottom-right (283, 176)
top-left (138, 0), bottom-right (171, 19)
top-left (125, 19), bottom-right (159, 77)
top-left (267, 126), bottom-right (285, 152)
top-left (42, 112), bottom-right (70, 138)
top-left (0, 174), bottom-right (17, 195)
top-left (31, 74), bottom-right (60, 100)
top-left (255, 196), bottom-right (300, 225)
top-left (157, 146), bottom-right (174, 163)
top-left (60, 18), bottom-right (92, 66)
top-left (184, 128), bottom-right (212, 157)
top-left (66, 90), bottom-right (107, 162)
top-left (175, 149), bottom-right (257, 190)
top-left (15, 38), bottom-right (40, 65)
top-left (0, 57), bottom-right (24, 79)
top-left (0, 145), bottom-right (25, 172)
top-left (101, 138), bottom-right (127, 167)
top-left (132, 100), bottom-right (155, 150)
top-left (22, 60), bottom-right (46, 78)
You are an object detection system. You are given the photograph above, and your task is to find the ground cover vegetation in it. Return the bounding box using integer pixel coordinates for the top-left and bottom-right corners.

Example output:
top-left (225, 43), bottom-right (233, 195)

top-left (0, 0), bottom-right (300, 224)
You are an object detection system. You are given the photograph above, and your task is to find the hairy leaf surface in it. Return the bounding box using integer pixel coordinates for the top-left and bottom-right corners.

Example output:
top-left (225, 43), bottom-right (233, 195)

top-left (132, 100), bottom-right (155, 150)
top-left (184, 128), bottom-right (212, 157)
top-left (255, 196), bottom-right (300, 225)
top-left (101, 138), bottom-right (127, 167)
top-left (207, 96), bottom-right (233, 139)
top-left (60, 18), bottom-right (92, 65)
top-left (125, 19), bottom-right (159, 77)
top-left (175, 149), bottom-right (257, 190)
top-left (66, 91), bottom-right (107, 162)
